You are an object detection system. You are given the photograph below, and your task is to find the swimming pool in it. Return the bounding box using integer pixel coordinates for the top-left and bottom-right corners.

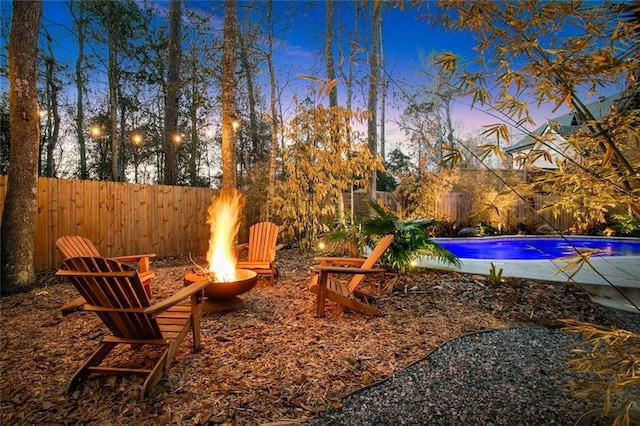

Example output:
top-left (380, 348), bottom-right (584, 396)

top-left (417, 236), bottom-right (640, 313)
top-left (433, 236), bottom-right (640, 260)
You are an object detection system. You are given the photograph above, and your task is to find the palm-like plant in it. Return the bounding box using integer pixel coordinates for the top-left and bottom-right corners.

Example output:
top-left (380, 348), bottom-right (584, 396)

top-left (364, 199), bottom-right (461, 272)
top-left (323, 198), bottom-right (460, 273)
top-left (320, 219), bottom-right (368, 258)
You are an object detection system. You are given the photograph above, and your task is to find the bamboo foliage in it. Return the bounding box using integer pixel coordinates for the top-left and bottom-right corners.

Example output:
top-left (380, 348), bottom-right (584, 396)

top-left (529, 106), bottom-right (640, 233)
top-left (273, 105), bottom-right (382, 251)
top-left (563, 320), bottom-right (640, 425)
top-left (427, 0), bottom-right (640, 221)
top-left (394, 168), bottom-right (459, 220)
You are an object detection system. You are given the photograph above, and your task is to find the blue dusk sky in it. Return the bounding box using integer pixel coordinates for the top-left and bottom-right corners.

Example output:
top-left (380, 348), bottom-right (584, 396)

top-left (1, 0), bottom-right (624, 153)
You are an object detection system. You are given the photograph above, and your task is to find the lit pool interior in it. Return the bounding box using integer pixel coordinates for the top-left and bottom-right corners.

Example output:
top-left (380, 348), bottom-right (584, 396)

top-left (419, 236), bottom-right (640, 313)
top-left (433, 236), bottom-right (640, 260)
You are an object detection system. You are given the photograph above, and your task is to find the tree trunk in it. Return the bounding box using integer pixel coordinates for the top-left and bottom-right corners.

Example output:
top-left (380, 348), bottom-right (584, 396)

top-left (188, 55), bottom-right (198, 186)
top-left (325, 0), bottom-right (337, 108)
top-left (71, 0), bottom-right (87, 179)
top-left (106, 1), bottom-right (120, 182)
top-left (266, 0), bottom-right (277, 220)
top-left (238, 31), bottom-right (261, 163)
top-left (42, 30), bottom-right (61, 178)
top-left (118, 99), bottom-right (127, 179)
top-left (1, 0), bottom-right (42, 293)
top-left (164, 0), bottom-right (182, 186)
top-left (325, 0), bottom-right (345, 224)
top-left (379, 18), bottom-right (386, 162)
top-left (50, 77), bottom-right (60, 176)
top-left (366, 2), bottom-right (382, 199)
top-left (221, 0), bottom-right (238, 194)
top-left (42, 52), bottom-right (53, 176)
top-left (337, 2), bottom-right (360, 223)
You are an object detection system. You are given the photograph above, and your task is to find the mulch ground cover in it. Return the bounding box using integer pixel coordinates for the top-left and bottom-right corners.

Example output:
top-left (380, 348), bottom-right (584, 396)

top-left (0, 249), bottom-right (614, 425)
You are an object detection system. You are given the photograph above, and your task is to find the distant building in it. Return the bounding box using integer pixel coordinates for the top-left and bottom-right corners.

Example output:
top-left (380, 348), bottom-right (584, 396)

top-left (504, 93), bottom-right (621, 170)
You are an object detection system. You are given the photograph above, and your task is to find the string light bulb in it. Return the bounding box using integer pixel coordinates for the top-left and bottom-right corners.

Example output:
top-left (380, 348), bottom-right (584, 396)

top-left (131, 133), bottom-right (143, 146)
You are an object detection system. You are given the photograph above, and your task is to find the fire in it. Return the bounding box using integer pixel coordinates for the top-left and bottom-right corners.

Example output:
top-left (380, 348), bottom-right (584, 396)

top-left (205, 190), bottom-right (245, 282)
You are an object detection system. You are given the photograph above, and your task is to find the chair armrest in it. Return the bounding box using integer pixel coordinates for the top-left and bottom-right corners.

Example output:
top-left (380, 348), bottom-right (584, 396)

top-left (311, 266), bottom-right (385, 275)
top-left (112, 253), bottom-right (156, 263)
top-left (145, 279), bottom-right (211, 316)
top-left (139, 270), bottom-right (156, 282)
top-left (236, 261), bottom-right (271, 268)
top-left (71, 305), bottom-right (147, 314)
top-left (56, 270), bottom-right (137, 279)
top-left (313, 257), bottom-right (367, 266)
top-left (60, 296), bottom-right (87, 316)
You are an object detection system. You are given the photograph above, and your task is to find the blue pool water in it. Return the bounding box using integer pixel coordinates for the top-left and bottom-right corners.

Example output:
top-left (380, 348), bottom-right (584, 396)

top-left (433, 236), bottom-right (640, 260)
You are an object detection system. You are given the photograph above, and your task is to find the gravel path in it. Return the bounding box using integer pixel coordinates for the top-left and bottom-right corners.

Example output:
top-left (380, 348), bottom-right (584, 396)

top-left (306, 312), bottom-right (640, 426)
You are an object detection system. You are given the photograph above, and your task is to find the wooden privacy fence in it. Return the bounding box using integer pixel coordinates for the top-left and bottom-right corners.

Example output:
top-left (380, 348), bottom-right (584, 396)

top-left (430, 193), bottom-right (574, 230)
top-left (2, 176), bottom-right (579, 272)
top-left (348, 191), bottom-right (575, 231)
top-left (0, 176), bottom-right (216, 271)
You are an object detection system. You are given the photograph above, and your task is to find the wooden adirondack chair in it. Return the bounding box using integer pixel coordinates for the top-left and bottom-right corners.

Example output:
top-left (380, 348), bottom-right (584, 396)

top-left (235, 222), bottom-right (284, 285)
top-left (309, 234), bottom-right (394, 316)
top-left (56, 235), bottom-right (156, 299)
top-left (56, 256), bottom-right (210, 399)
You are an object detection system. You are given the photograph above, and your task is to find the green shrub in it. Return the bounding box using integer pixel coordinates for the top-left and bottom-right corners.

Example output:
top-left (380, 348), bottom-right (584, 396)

top-left (612, 213), bottom-right (640, 237)
top-left (322, 198), bottom-right (460, 273)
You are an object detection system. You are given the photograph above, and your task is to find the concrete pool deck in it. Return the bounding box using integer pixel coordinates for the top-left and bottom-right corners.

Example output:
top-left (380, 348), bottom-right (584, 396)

top-left (417, 255), bottom-right (640, 313)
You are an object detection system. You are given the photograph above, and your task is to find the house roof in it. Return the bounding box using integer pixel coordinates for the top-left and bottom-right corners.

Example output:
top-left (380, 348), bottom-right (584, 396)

top-left (504, 93), bottom-right (621, 154)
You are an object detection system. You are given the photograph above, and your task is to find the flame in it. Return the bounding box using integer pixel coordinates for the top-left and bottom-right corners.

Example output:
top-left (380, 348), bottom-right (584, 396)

top-left (205, 191), bottom-right (244, 282)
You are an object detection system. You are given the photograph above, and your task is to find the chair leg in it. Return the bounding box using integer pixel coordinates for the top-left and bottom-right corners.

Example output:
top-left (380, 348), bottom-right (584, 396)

top-left (142, 280), bottom-right (152, 298)
top-left (190, 295), bottom-right (202, 352)
top-left (315, 272), bottom-right (328, 317)
top-left (141, 351), bottom-right (169, 399)
top-left (67, 341), bottom-right (117, 394)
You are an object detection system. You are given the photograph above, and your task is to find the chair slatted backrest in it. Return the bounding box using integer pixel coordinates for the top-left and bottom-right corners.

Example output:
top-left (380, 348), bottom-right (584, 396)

top-left (347, 235), bottom-right (395, 294)
top-left (246, 222), bottom-right (279, 262)
top-left (56, 236), bottom-right (101, 259)
top-left (60, 256), bottom-right (162, 340)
